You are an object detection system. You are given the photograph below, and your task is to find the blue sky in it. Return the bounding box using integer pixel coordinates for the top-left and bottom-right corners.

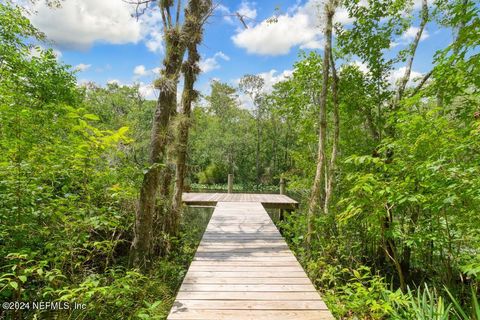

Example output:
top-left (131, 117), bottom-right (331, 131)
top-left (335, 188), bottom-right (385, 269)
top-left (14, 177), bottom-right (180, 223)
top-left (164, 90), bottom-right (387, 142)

top-left (21, 0), bottom-right (455, 101)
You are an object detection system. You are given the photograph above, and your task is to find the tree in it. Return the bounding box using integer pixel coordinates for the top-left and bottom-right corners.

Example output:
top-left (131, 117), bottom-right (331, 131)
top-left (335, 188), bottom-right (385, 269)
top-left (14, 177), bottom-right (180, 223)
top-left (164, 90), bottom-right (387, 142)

top-left (171, 0), bottom-right (212, 237)
top-left (307, 0), bottom-right (337, 243)
top-left (189, 81), bottom-right (256, 185)
top-left (239, 75), bottom-right (265, 185)
top-left (324, 46), bottom-right (340, 215)
top-left (130, 0), bottom-right (212, 270)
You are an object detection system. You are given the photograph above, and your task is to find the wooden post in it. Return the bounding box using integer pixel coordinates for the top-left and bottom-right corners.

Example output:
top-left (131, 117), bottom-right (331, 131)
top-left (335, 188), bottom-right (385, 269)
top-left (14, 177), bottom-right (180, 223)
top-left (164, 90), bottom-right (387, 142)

top-left (228, 174), bottom-right (233, 193)
top-left (279, 178), bottom-right (285, 221)
top-left (280, 178), bottom-right (286, 195)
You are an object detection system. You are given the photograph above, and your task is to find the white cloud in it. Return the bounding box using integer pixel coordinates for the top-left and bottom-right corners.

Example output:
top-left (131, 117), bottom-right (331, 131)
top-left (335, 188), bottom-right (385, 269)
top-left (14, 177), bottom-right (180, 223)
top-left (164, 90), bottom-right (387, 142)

top-left (131, 66), bottom-right (160, 100)
top-left (257, 69), bottom-right (293, 92)
top-left (29, 0), bottom-right (141, 50)
top-left (145, 30), bottom-right (163, 53)
top-left (413, 0), bottom-right (424, 9)
top-left (232, 13), bottom-right (320, 55)
top-left (134, 65), bottom-right (150, 77)
top-left (76, 78), bottom-right (92, 86)
top-left (401, 26), bottom-right (429, 42)
top-left (346, 61), bottom-right (422, 88)
top-left (231, 0), bottom-right (357, 56)
top-left (389, 67), bottom-right (423, 87)
top-left (28, 45), bottom-right (62, 61)
top-left (238, 1), bottom-right (257, 20)
top-left (350, 60), bottom-right (369, 73)
top-left (138, 82), bottom-right (158, 100)
top-left (139, 9), bottom-right (164, 54)
top-left (132, 65), bottom-right (161, 79)
top-left (215, 4), bottom-right (234, 24)
top-left (107, 79), bottom-right (121, 85)
top-left (216, 1), bottom-right (257, 26)
top-left (236, 69), bottom-right (293, 108)
top-left (334, 6), bottom-right (355, 25)
top-left (390, 41), bottom-right (400, 48)
top-left (74, 63), bottom-right (91, 72)
top-left (199, 52), bottom-right (230, 73)
top-left (26, 0), bottom-right (164, 53)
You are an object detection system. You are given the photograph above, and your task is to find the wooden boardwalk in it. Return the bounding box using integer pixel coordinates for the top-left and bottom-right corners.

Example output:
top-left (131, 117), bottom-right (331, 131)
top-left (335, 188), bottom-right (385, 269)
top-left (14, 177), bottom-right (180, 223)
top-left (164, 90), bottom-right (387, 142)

top-left (168, 199), bottom-right (333, 319)
top-left (182, 192), bottom-right (299, 209)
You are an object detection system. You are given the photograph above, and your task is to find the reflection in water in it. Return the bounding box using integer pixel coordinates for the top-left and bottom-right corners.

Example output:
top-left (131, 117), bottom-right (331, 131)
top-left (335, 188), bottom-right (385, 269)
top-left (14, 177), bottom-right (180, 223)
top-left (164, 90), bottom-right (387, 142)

top-left (181, 205), bottom-right (215, 243)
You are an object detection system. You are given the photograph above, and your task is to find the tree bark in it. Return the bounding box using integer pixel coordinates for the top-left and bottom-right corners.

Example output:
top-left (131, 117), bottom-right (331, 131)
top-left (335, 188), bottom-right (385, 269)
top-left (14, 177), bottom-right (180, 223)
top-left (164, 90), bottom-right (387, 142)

top-left (130, 0), bottom-right (210, 270)
top-left (395, 0), bottom-right (428, 104)
top-left (324, 49), bottom-right (340, 215)
top-left (130, 68), bottom-right (183, 269)
top-left (307, 1), bottom-right (335, 244)
top-left (171, 42), bottom-right (202, 236)
top-left (169, 0), bottom-right (211, 236)
top-left (256, 115), bottom-right (261, 186)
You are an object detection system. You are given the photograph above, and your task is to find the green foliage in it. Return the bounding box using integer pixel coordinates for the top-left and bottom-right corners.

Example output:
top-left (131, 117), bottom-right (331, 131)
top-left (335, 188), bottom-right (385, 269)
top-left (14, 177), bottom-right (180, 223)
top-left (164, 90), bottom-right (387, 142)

top-left (270, 0), bottom-right (479, 318)
top-left (0, 4), bottom-right (207, 319)
top-left (398, 285), bottom-right (452, 320)
top-left (446, 285), bottom-right (480, 320)
top-left (2, 0), bottom-right (479, 319)
top-left (189, 81), bottom-right (258, 184)
top-left (323, 266), bottom-right (409, 319)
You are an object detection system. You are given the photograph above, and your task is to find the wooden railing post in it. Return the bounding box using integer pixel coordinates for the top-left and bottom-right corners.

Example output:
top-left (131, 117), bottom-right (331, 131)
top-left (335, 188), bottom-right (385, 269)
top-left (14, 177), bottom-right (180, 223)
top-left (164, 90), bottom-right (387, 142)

top-left (228, 174), bottom-right (233, 193)
top-left (280, 178), bottom-right (286, 195)
top-left (279, 177), bottom-right (286, 222)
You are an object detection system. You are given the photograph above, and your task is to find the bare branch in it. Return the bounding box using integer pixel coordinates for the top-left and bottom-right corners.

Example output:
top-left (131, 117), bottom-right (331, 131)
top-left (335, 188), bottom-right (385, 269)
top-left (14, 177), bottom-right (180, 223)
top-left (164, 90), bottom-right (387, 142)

top-left (410, 69), bottom-right (433, 97)
top-left (123, 0), bottom-right (156, 19)
top-left (395, 0), bottom-right (429, 102)
top-left (236, 12), bottom-right (248, 29)
top-left (175, 0), bottom-right (181, 27)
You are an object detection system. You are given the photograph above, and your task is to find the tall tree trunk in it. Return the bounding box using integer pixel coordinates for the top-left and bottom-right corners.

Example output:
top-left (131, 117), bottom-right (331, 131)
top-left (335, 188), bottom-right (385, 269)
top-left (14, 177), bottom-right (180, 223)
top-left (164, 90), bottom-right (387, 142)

top-left (171, 43), bottom-right (202, 236)
top-left (169, 0), bottom-right (211, 236)
top-left (324, 49), bottom-right (340, 215)
top-left (307, 1), bottom-right (335, 244)
top-left (395, 0), bottom-right (428, 104)
top-left (130, 0), bottom-right (209, 270)
top-left (130, 70), bottom-right (184, 269)
top-left (256, 115), bottom-right (261, 186)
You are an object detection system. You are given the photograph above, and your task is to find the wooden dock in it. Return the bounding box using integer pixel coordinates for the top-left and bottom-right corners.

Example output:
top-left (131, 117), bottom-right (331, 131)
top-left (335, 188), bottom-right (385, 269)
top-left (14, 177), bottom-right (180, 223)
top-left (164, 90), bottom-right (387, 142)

top-left (168, 197), bottom-right (333, 319)
top-left (182, 192), bottom-right (299, 209)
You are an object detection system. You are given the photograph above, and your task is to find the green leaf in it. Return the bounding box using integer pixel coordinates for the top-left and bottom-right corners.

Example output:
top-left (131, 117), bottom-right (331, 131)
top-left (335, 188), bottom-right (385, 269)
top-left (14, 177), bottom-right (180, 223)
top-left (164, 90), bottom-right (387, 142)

top-left (83, 113), bottom-right (100, 121)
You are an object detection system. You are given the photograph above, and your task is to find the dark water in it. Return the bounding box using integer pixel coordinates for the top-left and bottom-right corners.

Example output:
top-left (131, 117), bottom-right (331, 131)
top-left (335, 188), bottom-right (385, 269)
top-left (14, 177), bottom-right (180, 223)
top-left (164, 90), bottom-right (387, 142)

top-left (182, 205), bottom-right (215, 242)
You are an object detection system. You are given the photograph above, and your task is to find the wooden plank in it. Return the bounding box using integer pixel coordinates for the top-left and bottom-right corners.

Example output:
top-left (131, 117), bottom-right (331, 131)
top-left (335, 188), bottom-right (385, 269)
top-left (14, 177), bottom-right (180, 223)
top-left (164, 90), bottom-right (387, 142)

top-left (186, 271), bottom-right (307, 278)
top-left (172, 300), bottom-right (329, 310)
top-left (193, 256), bottom-right (298, 262)
top-left (196, 244), bottom-right (289, 249)
top-left (182, 192), bottom-right (299, 209)
top-left (182, 277), bottom-right (313, 284)
top-left (169, 310), bottom-right (334, 320)
top-left (190, 260), bottom-right (299, 266)
top-left (188, 266), bottom-right (304, 272)
top-left (194, 252), bottom-right (293, 257)
top-left (195, 249), bottom-right (292, 254)
top-left (200, 239), bottom-right (287, 244)
top-left (179, 284), bottom-right (317, 292)
top-left (175, 291), bottom-right (322, 300)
